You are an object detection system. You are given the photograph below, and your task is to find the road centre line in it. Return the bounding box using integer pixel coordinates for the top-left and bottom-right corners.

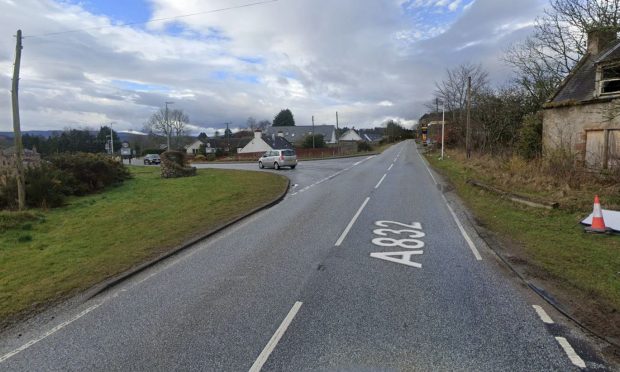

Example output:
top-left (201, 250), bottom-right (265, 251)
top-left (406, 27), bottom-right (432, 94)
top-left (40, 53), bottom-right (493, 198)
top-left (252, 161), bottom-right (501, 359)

top-left (335, 197), bottom-right (371, 246)
top-left (293, 156), bottom-right (375, 196)
top-left (388, 164), bottom-right (394, 171)
top-left (0, 303), bottom-right (102, 363)
top-left (375, 174), bottom-right (387, 189)
top-left (555, 337), bottom-right (586, 369)
top-left (532, 305), bottom-right (554, 324)
top-left (249, 301), bottom-right (303, 372)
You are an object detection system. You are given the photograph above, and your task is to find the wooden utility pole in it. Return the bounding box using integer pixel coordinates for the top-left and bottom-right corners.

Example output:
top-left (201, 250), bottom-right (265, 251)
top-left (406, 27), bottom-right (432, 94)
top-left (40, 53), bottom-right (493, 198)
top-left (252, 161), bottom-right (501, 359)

top-left (11, 29), bottom-right (25, 210)
top-left (465, 76), bottom-right (472, 159)
top-left (336, 112), bottom-right (339, 154)
top-left (312, 115), bottom-right (315, 149)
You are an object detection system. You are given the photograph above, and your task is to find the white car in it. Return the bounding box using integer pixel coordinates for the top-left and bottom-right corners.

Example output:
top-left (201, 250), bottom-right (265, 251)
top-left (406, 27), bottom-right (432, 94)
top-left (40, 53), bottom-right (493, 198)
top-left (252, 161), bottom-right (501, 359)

top-left (258, 149), bottom-right (297, 170)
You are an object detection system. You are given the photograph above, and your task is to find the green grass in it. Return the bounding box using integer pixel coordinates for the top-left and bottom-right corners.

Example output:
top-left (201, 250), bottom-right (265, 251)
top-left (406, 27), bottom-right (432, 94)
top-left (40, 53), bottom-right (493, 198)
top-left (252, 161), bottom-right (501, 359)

top-left (426, 151), bottom-right (620, 310)
top-left (0, 167), bottom-right (288, 323)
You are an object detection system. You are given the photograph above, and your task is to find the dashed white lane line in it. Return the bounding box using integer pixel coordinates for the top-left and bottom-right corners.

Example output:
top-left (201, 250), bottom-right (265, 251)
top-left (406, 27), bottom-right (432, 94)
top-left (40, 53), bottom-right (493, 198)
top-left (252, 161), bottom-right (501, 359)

top-left (375, 174), bottom-right (387, 189)
top-left (291, 156), bottom-right (375, 197)
top-left (335, 197), bottom-right (371, 246)
top-left (532, 305), bottom-right (554, 324)
top-left (388, 164), bottom-right (394, 171)
top-left (249, 301), bottom-right (303, 372)
top-left (555, 337), bottom-right (586, 369)
top-left (0, 303), bottom-right (102, 363)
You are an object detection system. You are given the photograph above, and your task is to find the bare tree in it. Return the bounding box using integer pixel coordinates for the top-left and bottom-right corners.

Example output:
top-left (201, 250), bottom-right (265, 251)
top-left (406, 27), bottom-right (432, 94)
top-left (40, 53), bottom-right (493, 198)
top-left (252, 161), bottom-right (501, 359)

top-left (246, 117), bottom-right (257, 131)
top-left (144, 108), bottom-right (189, 149)
top-left (505, 0), bottom-right (620, 108)
top-left (433, 63), bottom-right (489, 145)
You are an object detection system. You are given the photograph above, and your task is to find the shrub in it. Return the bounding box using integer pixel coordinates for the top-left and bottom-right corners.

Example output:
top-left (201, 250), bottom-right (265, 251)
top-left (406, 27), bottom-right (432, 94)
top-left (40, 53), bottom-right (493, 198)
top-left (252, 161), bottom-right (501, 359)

top-left (206, 154), bottom-right (216, 161)
top-left (194, 154), bottom-right (207, 162)
top-left (49, 153), bottom-right (131, 195)
top-left (357, 142), bottom-right (373, 152)
top-left (0, 163), bottom-right (70, 209)
top-left (302, 134), bottom-right (326, 148)
top-left (517, 112), bottom-right (543, 160)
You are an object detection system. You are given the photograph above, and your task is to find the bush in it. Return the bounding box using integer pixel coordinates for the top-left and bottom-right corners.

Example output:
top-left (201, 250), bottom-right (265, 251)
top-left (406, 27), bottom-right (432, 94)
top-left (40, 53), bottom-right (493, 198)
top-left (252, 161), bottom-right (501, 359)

top-left (357, 142), bottom-right (373, 152)
top-left (194, 154), bottom-right (207, 162)
top-left (517, 112), bottom-right (543, 160)
top-left (206, 154), bottom-right (216, 161)
top-left (50, 153), bottom-right (131, 195)
top-left (0, 163), bottom-right (70, 209)
top-left (302, 134), bottom-right (326, 148)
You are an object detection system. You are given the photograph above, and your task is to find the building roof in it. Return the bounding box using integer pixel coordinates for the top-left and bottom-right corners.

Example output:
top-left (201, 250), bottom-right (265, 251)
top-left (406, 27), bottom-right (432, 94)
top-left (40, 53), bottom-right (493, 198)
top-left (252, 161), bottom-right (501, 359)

top-left (550, 39), bottom-right (620, 104)
top-left (265, 125), bottom-right (335, 143)
top-left (360, 133), bottom-right (383, 142)
top-left (262, 134), bottom-right (294, 149)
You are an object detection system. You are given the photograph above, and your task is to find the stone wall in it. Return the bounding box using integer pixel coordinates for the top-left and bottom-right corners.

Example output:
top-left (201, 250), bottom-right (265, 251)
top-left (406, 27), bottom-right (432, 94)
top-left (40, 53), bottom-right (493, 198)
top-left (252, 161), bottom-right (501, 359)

top-left (160, 150), bottom-right (196, 178)
top-left (543, 100), bottom-right (620, 167)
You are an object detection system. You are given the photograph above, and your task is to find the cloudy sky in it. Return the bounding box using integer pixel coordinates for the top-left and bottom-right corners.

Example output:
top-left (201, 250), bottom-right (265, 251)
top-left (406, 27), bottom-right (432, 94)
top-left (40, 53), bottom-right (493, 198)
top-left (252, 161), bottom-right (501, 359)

top-left (0, 0), bottom-right (546, 135)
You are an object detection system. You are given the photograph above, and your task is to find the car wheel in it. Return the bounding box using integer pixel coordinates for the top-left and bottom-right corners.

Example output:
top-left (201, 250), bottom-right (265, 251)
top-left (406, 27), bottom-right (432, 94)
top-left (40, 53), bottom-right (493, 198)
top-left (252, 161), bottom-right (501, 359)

top-left (259, 161), bottom-right (264, 169)
top-left (290, 165), bottom-right (296, 169)
top-left (274, 162), bottom-right (280, 170)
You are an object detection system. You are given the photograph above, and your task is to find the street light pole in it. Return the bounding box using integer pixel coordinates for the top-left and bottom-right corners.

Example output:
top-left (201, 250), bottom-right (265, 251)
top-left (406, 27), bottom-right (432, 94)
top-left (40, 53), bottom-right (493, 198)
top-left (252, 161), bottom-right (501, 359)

top-left (165, 101), bottom-right (174, 150)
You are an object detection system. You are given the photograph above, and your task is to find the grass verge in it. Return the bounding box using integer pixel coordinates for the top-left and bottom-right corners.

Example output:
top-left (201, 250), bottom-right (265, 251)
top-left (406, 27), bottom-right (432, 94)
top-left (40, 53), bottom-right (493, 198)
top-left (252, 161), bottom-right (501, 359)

top-left (0, 167), bottom-right (288, 325)
top-left (425, 149), bottom-right (620, 318)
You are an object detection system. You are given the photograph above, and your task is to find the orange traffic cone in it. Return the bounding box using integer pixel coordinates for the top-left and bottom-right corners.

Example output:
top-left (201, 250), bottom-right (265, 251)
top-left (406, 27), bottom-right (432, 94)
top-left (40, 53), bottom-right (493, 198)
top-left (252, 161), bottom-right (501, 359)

top-left (586, 195), bottom-right (608, 233)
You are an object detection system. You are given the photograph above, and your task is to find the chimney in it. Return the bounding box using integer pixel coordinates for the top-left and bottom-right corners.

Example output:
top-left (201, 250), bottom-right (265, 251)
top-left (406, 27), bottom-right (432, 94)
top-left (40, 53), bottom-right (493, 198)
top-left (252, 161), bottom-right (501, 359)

top-left (587, 28), bottom-right (618, 55)
top-left (277, 131), bottom-right (284, 137)
top-left (254, 130), bottom-right (262, 139)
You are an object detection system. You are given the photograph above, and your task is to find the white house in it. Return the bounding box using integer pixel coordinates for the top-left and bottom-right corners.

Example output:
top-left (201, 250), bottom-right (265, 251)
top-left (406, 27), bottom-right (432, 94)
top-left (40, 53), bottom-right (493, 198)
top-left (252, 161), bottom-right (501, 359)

top-left (339, 129), bottom-right (363, 142)
top-left (265, 125), bottom-right (337, 145)
top-left (238, 131), bottom-right (294, 153)
top-left (185, 139), bottom-right (218, 154)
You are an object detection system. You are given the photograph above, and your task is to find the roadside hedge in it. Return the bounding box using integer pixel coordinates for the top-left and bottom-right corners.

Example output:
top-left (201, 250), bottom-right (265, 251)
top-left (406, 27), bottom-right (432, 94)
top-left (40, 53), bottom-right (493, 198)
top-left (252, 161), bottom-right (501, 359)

top-left (0, 153), bottom-right (131, 210)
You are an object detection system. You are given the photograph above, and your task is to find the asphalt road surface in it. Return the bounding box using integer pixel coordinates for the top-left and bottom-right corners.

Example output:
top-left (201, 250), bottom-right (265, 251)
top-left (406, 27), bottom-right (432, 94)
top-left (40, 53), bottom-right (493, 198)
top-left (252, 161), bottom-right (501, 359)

top-left (0, 141), bottom-right (608, 371)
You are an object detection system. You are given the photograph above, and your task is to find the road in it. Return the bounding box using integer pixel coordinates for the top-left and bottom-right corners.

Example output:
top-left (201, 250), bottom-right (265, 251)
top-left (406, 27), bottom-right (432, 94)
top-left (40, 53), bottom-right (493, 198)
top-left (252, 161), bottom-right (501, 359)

top-left (0, 141), bottom-right (606, 371)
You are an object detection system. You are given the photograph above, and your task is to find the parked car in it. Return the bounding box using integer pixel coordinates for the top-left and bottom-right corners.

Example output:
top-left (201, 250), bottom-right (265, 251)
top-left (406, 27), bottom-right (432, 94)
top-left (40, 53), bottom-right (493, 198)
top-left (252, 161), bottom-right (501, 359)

top-left (258, 149), bottom-right (297, 170)
top-left (144, 154), bottom-right (161, 165)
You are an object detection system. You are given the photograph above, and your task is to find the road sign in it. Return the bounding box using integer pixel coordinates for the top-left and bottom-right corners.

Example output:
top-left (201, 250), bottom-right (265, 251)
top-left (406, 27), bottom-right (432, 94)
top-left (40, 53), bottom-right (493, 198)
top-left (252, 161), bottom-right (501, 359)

top-left (121, 148), bottom-right (131, 156)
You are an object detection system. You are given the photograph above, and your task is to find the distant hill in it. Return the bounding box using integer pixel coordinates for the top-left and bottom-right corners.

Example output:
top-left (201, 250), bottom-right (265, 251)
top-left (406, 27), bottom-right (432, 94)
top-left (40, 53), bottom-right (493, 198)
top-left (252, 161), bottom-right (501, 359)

top-left (0, 130), bottom-right (147, 142)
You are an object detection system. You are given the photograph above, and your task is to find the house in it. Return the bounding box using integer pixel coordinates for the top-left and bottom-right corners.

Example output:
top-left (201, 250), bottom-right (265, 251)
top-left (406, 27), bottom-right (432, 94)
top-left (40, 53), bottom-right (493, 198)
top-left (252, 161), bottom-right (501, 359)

top-left (185, 137), bottom-right (253, 155)
top-left (359, 133), bottom-right (384, 143)
top-left (238, 131), bottom-right (294, 153)
top-left (264, 125), bottom-right (337, 145)
top-left (339, 129), bottom-right (363, 142)
top-left (185, 140), bottom-right (207, 155)
top-left (543, 28), bottom-right (620, 169)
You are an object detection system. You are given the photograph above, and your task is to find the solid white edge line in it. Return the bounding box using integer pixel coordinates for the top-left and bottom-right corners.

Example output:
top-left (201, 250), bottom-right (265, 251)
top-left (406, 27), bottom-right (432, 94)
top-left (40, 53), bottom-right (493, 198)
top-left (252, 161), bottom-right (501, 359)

top-left (249, 301), bottom-right (303, 372)
top-left (444, 200), bottom-right (482, 261)
top-left (532, 305), bottom-right (554, 324)
top-left (335, 197), bottom-right (371, 246)
top-left (375, 174), bottom-right (387, 189)
top-left (388, 164), bottom-right (394, 171)
top-left (555, 337), bottom-right (586, 369)
top-left (0, 303), bottom-right (102, 363)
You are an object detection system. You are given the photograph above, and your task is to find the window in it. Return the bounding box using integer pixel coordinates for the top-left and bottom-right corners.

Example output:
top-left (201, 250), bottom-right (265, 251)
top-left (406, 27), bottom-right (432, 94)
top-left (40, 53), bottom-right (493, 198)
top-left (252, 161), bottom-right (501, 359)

top-left (600, 64), bottom-right (620, 94)
top-left (282, 150), bottom-right (295, 156)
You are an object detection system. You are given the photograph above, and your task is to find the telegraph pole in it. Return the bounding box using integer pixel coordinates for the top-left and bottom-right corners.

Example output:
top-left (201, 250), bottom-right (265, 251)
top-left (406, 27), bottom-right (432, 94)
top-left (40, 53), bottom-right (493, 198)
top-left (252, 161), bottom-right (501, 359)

top-left (312, 115), bottom-right (315, 149)
top-left (465, 76), bottom-right (472, 159)
top-left (11, 29), bottom-right (25, 210)
top-left (336, 112), bottom-right (339, 154)
top-left (110, 123), bottom-right (114, 156)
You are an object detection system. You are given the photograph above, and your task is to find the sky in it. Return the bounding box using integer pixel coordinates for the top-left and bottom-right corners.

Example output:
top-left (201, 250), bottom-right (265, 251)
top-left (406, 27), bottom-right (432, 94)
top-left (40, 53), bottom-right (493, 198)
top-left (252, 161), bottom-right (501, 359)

top-left (0, 0), bottom-right (547, 135)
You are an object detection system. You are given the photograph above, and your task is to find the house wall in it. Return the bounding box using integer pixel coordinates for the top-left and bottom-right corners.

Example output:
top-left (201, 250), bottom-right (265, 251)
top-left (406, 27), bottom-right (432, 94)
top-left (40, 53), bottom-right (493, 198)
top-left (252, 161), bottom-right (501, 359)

top-left (543, 100), bottom-right (620, 167)
top-left (238, 138), bottom-right (271, 153)
top-left (185, 141), bottom-right (203, 154)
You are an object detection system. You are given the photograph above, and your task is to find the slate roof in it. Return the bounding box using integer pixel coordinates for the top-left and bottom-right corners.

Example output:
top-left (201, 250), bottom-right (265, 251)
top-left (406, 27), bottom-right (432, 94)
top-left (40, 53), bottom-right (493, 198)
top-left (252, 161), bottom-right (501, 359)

top-left (360, 133), bottom-right (383, 142)
top-left (265, 125), bottom-right (336, 143)
top-left (262, 134), bottom-right (294, 149)
top-left (550, 39), bottom-right (620, 103)
top-left (202, 137), bottom-right (252, 149)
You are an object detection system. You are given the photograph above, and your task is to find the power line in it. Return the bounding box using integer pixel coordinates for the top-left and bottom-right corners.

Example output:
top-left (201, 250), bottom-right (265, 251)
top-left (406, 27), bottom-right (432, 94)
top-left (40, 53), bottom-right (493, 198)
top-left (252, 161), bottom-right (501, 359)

top-left (24, 0), bottom-right (278, 39)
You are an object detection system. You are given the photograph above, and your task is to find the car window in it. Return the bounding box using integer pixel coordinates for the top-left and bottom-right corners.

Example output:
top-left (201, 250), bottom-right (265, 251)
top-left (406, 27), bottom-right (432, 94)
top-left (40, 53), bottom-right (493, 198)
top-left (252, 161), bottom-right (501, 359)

top-left (282, 150), bottom-right (295, 156)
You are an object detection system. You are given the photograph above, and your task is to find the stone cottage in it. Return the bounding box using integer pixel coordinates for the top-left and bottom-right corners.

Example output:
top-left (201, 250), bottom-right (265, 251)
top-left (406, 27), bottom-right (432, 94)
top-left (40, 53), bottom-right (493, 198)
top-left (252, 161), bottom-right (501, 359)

top-left (543, 29), bottom-right (620, 169)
